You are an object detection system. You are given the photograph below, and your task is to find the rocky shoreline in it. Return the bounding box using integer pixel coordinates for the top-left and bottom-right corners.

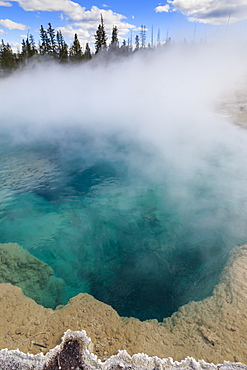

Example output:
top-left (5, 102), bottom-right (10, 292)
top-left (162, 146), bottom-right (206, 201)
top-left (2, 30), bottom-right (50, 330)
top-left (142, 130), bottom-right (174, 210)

top-left (219, 90), bottom-right (247, 129)
top-left (1, 243), bottom-right (247, 367)
top-left (1, 330), bottom-right (247, 370)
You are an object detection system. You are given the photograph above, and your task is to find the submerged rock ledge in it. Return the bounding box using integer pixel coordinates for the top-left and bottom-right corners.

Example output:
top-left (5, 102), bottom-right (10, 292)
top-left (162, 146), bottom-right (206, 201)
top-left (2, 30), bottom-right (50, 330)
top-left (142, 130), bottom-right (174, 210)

top-left (0, 243), bottom-right (65, 308)
top-left (1, 329), bottom-right (247, 370)
top-left (1, 244), bottom-right (247, 365)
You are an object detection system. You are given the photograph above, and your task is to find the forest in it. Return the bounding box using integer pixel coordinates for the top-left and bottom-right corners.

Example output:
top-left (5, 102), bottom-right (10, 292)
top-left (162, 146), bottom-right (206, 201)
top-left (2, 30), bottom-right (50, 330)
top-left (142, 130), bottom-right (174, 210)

top-left (0, 16), bottom-right (163, 74)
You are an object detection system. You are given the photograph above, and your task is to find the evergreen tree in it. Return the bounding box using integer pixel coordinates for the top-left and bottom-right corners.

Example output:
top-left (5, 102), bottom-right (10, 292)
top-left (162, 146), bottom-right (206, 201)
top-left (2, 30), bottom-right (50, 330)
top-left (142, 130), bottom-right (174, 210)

top-left (101, 15), bottom-right (107, 49)
top-left (39, 25), bottom-right (50, 54)
top-left (95, 14), bottom-right (107, 53)
top-left (21, 37), bottom-right (33, 58)
top-left (135, 35), bottom-right (140, 51)
top-left (29, 34), bottom-right (37, 57)
top-left (140, 25), bottom-right (146, 48)
top-left (70, 33), bottom-right (82, 61)
top-left (110, 25), bottom-right (118, 49)
top-left (47, 22), bottom-right (57, 55)
top-left (56, 30), bottom-right (68, 61)
top-left (84, 42), bottom-right (92, 60)
top-left (120, 39), bottom-right (129, 54)
top-left (21, 39), bottom-right (27, 57)
top-left (20, 38), bottom-right (29, 65)
top-left (0, 40), bottom-right (16, 72)
top-left (95, 25), bottom-right (102, 53)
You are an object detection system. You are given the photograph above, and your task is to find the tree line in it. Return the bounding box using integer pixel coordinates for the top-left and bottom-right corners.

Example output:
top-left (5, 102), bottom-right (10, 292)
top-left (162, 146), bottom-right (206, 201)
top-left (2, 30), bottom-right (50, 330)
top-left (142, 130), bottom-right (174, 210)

top-left (0, 16), bottom-right (164, 74)
top-left (0, 22), bottom-right (92, 73)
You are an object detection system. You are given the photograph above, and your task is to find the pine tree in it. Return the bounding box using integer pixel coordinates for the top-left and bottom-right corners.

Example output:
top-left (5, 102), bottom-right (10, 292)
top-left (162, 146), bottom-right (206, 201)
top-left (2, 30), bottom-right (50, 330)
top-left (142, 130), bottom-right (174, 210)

top-left (140, 25), bottom-right (146, 48)
top-left (110, 26), bottom-right (118, 49)
top-left (26, 38), bottom-right (31, 57)
top-left (95, 24), bottom-right (102, 54)
top-left (95, 14), bottom-right (107, 53)
top-left (21, 39), bottom-right (27, 57)
top-left (56, 30), bottom-right (68, 61)
top-left (101, 15), bottom-right (107, 49)
top-left (157, 28), bottom-right (160, 47)
top-left (0, 40), bottom-right (16, 72)
top-left (84, 43), bottom-right (92, 60)
top-left (29, 34), bottom-right (37, 57)
top-left (20, 38), bottom-right (29, 65)
top-left (135, 35), bottom-right (140, 51)
top-left (70, 33), bottom-right (82, 61)
top-left (47, 22), bottom-right (57, 55)
top-left (39, 25), bottom-right (50, 54)
top-left (120, 39), bottom-right (129, 54)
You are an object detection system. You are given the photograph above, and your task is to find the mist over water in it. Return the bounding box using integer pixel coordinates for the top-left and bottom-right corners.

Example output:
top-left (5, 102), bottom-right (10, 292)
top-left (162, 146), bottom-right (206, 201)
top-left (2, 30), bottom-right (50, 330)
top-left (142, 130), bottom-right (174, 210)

top-left (1, 43), bottom-right (247, 320)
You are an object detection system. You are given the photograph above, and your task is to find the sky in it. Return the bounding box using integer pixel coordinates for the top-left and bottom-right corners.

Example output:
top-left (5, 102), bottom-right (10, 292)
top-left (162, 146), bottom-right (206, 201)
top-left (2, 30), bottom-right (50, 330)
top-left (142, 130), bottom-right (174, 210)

top-left (0, 0), bottom-right (247, 52)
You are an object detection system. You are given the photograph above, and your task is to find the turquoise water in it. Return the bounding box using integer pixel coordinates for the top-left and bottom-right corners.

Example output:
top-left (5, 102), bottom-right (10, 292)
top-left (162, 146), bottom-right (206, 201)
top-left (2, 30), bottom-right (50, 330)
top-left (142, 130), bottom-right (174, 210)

top-left (1, 127), bottom-right (247, 321)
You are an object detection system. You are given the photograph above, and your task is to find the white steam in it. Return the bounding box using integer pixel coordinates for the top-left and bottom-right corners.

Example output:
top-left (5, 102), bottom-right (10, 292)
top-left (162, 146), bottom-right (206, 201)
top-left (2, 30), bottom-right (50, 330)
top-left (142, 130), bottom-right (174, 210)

top-left (2, 41), bottom-right (247, 318)
top-left (1, 42), bottom-right (247, 241)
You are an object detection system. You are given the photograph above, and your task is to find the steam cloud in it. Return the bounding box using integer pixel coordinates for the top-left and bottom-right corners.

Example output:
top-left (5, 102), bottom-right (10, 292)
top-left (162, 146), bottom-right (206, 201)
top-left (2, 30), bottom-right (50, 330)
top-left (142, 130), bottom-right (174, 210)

top-left (1, 41), bottom-right (247, 320)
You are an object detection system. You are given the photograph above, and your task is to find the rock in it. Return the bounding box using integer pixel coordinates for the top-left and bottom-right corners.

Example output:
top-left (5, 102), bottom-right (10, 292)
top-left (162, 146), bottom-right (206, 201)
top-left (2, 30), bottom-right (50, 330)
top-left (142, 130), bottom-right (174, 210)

top-left (0, 243), bottom-right (65, 308)
top-left (0, 330), bottom-right (247, 370)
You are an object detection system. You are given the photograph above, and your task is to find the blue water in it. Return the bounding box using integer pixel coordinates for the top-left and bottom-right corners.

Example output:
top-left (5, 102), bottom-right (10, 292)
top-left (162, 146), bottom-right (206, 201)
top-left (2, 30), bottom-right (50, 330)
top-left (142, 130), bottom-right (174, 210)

top-left (1, 128), bottom-right (247, 321)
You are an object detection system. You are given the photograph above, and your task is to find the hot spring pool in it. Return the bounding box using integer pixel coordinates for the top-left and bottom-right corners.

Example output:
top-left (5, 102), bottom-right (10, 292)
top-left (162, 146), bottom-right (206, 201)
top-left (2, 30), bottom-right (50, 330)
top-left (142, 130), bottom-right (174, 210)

top-left (1, 126), bottom-right (247, 322)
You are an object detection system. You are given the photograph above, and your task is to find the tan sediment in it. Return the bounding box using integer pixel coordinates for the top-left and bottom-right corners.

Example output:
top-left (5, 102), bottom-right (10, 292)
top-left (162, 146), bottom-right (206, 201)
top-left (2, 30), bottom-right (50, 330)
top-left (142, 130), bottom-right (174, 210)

top-left (219, 90), bottom-right (247, 129)
top-left (1, 244), bottom-right (247, 364)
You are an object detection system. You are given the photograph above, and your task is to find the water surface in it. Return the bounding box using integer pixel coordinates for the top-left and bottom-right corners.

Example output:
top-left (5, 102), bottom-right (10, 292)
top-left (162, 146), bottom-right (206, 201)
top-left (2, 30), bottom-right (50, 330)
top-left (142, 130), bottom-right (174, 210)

top-left (1, 126), bottom-right (247, 321)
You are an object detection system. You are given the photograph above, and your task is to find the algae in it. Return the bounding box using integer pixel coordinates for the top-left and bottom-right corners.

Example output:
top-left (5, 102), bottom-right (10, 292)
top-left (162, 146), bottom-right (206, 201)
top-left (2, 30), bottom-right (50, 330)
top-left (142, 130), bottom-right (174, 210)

top-left (0, 243), bottom-right (65, 308)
